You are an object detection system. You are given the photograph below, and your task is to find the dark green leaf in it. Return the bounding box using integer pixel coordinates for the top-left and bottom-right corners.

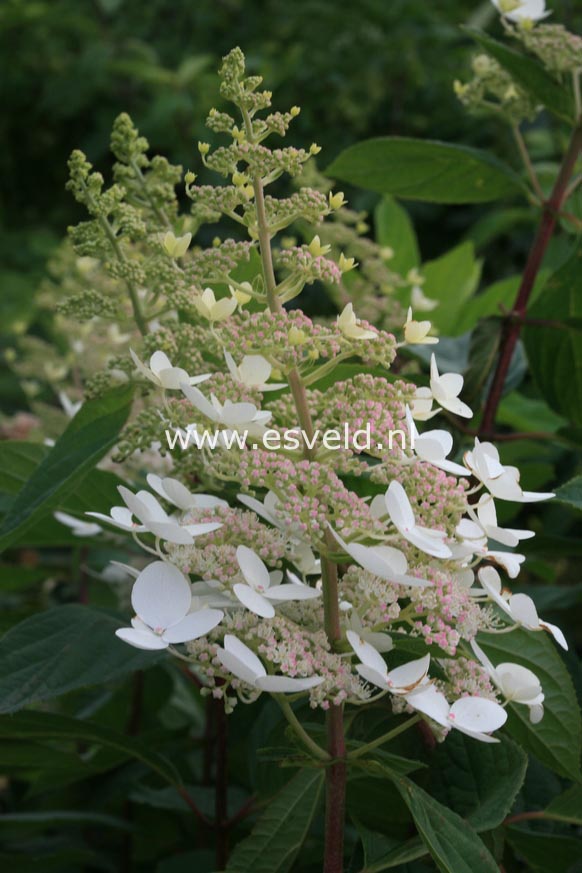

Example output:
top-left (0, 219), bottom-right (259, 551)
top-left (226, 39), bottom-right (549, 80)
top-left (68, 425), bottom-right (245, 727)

top-left (348, 776), bottom-right (412, 836)
top-left (0, 710), bottom-right (180, 785)
top-left (463, 318), bottom-right (502, 404)
top-left (506, 827), bottom-right (582, 873)
top-left (464, 28), bottom-right (575, 124)
top-left (0, 439), bottom-right (126, 545)
top-left (225, 769), bottom-right (324, 873)
top-left (0, 385), bottom-right (133, 552)
top-left (0, 809), bottom-right (131, 832)
top-left (327, 138), bottom-right (525, 204)
top-left (393, 775), bottom-right (499, 873)
top-left (0, 605), bottom-right (163, 713)
top-left (479, 630), bottom-right (582, 780)
top-left (524, 246), bottom-right (582, 426)
top-left (0, 848), bottom-right (101, 872)
top-left (0, 565), bottom-right (49, 591)
top-left (513, 584), bottom-right (582, 613)
top-left (157, 851), bottom-right (216, 873)
top-left (555, 476), bottom-right (582, 511)
top-left (430, 733), bottom-right (527, 831)
top-left (354, 822), bottom-right (426, 872)
top-left (521, 534), bottom-right (582, 559)
top-left (497, 392), bottom-right (566, 434)
top-left (351, 747), bottom-right (426, 777)
top-left (0, 442), bottom-right (46, 495)
top-left (131, 783), bottom-right (249, 818)
top-left (545, 784), bottom-right (582, 825)
top-left (0, 740), bottom-right (82, 772)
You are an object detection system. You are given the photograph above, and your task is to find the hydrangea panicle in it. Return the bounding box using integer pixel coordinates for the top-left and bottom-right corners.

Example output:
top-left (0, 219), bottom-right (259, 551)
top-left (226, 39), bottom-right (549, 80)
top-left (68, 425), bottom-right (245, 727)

top-left (64, 48), bottom-right (563, 762)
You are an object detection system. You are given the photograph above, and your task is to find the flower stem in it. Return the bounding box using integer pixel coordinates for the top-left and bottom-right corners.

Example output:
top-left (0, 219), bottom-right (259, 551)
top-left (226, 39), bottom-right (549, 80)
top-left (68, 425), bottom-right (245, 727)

top-left (504, 810), bottom-right (557, 826)
top-left (347, 715), bottom-right (420, 760)
top-left (275, 696), bottom-right (330, 761)
top-left (480, 121), bottom-right (582, 437)
top-left (215, 697), bottom-right (229, 870)
top-left (80, 179), bottom-right (149, 336)
top-left (130, 158), bottom-right (172, 230)
top-left (512, 124), bottom-right (543, 202)
top-left (324, 704), bottom-right (347, 873)
top-left (243, 101), bottom-right (347, 871)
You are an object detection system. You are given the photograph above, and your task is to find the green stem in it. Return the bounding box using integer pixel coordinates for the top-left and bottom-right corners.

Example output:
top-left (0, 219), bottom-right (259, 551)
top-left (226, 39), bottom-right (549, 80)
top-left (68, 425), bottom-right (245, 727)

top-left (81, 180), bottom-right (149, 335)
top-left (130, 158), bottom-right (172, 229)
top-left (240, 97), bottom-right (346, 872)
top-left (275, 696), bottom-right (330, 762)
top-left (512, 124), bottom-right (543, 202)
top-left (348, 715), bottom-right (420, 760)
top-left (574, 69), bottom-right (582, 121)
top-left (98, 222), bottom-right (149, 336)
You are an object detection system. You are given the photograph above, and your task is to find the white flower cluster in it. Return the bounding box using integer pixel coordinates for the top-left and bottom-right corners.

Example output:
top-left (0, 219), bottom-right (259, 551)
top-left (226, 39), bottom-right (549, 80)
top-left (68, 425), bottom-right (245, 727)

top-left (51, 330), bottom-right (567, 743)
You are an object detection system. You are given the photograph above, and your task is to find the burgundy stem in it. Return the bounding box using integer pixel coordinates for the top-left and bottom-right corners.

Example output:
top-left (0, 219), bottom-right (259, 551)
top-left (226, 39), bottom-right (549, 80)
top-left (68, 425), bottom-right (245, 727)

top-left (323, 705), bottom-right (347, 873)
top-left (504, 811), bottom-right (546, 826)
top-left (214, 698), bottom-right (229, 870)
top-left (480, 123), bottom-right (582, 438)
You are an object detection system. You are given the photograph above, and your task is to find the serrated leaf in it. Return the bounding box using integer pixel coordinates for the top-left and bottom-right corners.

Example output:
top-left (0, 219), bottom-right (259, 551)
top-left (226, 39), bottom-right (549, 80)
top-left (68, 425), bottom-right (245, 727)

top-left (429, 733), bottom-right (527, 832)
top-left (393, 775), bottom-right (499, 873)
top-left (479, 630), bottom-right (582, 780)
top-left (0, 385), bottom-right (133, 552)
top-left (0, 439), bottom-right (125, 541)
top-left (225, 769), bottom-right (324, 873)
top-left (555, 476), bottom-right (582, 511)
top-left (464, 28), bottom-right (575, 124)
top-left (354, 822), bottom-right (426, 872)
top-left (0, 605), bottom-right (163, 713)
top-left (327, 138), bottom-right (525, 204)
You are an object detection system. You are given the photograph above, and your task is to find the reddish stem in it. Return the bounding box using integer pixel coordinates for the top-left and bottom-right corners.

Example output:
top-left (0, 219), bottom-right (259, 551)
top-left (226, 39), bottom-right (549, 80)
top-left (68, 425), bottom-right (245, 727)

top-left (323, 705), bottom-right (347, 873)
top-left (203, 694), bottom-right (215, 786)
top-left (224, 794), bottom-right (257, 828)
top-left (504, 811), bottom-right (547, 826)
top-left (486, 430), bottom-right (555, 442)
top-left (121, 671), bottom-right (144, 872)
top-left (480, 124), bottom-right (582, 438)
top-left (177, 786), bottom-right (212, 826)
top-left (214, 698), bottom-right (229, 870)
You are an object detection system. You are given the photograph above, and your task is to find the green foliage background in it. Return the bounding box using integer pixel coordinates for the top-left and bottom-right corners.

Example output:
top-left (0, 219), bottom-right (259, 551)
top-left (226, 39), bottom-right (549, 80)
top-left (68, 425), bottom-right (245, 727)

top-left (1, 0), bottom-right (581, 377)
top-left (2, 2), bottom-right (582, 872)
